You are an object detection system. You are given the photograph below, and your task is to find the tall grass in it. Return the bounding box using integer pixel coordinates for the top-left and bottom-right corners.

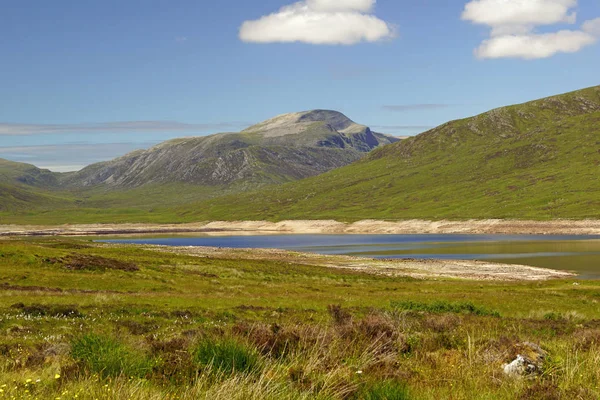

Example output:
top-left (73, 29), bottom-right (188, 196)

top-left (192, 337), bottom-right (261, 375)
top-left (71, 334), bottom-right (153, 378)
top-left (354, 380), bottom-right (411, 400)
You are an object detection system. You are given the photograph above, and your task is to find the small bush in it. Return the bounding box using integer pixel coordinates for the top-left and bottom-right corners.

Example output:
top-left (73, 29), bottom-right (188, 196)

top-left (328, 304), bottom-right (352, 325)
top-left (543, 312), bottom-right (564, 321)
top-left (17, 303), bottom-right (83, 318)
top-left (390, 300), bottom-right (500, 317)
top-left (71, 334), bottom-right (153, 378)
top-left (118, 320), bottom-right (158, 335)
top-left (243, 323), bottom-right (301, 358)
top-left (354, 380), bottom-right (411, 400)
top-left (192, 337), bottom-right (260, 375)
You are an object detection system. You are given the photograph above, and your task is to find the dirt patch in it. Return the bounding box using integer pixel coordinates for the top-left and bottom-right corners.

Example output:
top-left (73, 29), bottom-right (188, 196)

top-left (1, 283), bottom-right (122, 295)
top-left (44, 254), bottom-right (139, 272)
top-left (11, 303), bottom-right (83, 318)
top-left (1, 283), bottom-right (63, 293)
top-left (44, 242), bottom-right (93, 250)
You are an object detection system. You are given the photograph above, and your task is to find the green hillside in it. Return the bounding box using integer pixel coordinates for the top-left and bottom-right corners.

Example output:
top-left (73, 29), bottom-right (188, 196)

top-left (176, 86), bottom-right (600, 221)
top-left (1, 86), bottom-right (599, 224)
top-left (0, 159), bottom-right (60, 187)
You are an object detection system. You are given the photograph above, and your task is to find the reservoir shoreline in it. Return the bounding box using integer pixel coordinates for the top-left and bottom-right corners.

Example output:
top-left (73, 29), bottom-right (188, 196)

top-left (3, 219), bottom-right (600, 237)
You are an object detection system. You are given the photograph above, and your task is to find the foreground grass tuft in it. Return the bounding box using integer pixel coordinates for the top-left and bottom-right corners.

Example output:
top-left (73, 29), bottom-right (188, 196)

top-left (192, 337), bottom-right (261, 376)
top-left (354, 380), bottom-right (411, 400)
top-left (71, 334), bottom-right (153, 378)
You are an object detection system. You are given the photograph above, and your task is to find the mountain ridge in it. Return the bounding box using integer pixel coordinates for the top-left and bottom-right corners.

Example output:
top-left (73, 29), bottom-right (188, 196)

top-left (2, 86), bottom-right (599, 223)
top-left (0, 110), bottom-right (397, 190)
top-left (56, 109), bottom-right (397, 189)
top-left (174, 85), bottom-right (600, 221)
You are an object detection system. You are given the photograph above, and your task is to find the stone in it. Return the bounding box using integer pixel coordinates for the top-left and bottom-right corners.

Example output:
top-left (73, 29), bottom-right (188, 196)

top-left (503, 342), bottom-right (547, 377)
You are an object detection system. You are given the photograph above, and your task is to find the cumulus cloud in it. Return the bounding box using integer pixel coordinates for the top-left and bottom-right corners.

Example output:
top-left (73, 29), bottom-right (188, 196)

top-left (475, 30), bottom-right (596, 59)
top-left (239, 0), bottom-right (395, 45)
top-left (462, 0), bottom-right (600, 59)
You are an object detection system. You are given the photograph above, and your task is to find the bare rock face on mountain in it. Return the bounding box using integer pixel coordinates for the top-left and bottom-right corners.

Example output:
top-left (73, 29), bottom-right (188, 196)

top-left (59, 110), bottom-right (398, 188)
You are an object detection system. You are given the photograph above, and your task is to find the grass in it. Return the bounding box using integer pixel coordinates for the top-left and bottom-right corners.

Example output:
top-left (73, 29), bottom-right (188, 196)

top-left (0, 237), bottom-right (600, 398)
top-left (390, 300), bottom-right (501, 317)
top-left (71, 334), bottom-right (154, 378)
top-left (354, 380), bottom-right (411, 400)
top-left (192, 337), bottom-right (260, 375)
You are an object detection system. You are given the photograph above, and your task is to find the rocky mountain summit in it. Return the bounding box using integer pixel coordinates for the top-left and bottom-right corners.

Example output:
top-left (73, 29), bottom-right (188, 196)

top-left (59, 110), bottom-right (398, 188)
top-left (179, 85), bottom-right (600, 221)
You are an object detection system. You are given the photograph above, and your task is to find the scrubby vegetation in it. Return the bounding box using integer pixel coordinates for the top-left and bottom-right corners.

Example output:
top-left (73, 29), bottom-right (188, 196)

top-left (0, 238), bottom-right (599, 398)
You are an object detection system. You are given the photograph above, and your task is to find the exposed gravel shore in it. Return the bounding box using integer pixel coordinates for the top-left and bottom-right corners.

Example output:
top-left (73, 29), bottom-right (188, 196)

top-left (2, 219), bottom-right (600, 236)
top-left (142, 244), bottom-right (575, 282)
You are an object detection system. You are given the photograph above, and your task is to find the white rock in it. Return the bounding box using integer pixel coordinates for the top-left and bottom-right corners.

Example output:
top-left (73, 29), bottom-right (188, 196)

top-left (503, 355), bottom-right (538, 377)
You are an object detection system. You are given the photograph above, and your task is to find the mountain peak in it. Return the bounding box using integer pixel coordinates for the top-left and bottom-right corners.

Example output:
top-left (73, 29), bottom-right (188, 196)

top-left (243, 109), bottom-right (367, 137)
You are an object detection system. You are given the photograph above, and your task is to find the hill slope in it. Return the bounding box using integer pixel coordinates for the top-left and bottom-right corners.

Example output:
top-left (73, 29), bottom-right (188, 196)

top-left (60, 110), bottom-right (397, 189)
top-left (0, 159), bottom-right (60, 187)
top-left (177, 86), bottom-right (600, 221)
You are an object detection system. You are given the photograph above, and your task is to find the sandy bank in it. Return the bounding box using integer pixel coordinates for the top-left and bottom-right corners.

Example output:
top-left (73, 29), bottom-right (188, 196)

top-left (140, 244), bottom-right (574, 282)
top-left (2, 219), bottom-right (600, 236)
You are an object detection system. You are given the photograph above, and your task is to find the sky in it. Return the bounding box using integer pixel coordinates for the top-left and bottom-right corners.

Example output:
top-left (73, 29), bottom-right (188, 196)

top-left (1, 0), bottom-right (599, 171)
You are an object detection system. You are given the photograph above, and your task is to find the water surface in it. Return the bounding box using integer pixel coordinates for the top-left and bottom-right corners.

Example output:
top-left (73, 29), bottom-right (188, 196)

top-left (102, 234), bottom-right (600, 279)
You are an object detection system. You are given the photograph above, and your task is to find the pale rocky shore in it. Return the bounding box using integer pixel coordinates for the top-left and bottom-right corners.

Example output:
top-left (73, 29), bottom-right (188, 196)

top-left (139, 244), bottom-right (574, 282)
top-left (2, 219), bottom-right (600, 236)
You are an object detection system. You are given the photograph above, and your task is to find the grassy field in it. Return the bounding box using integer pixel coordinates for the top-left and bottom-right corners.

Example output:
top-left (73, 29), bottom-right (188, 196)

top-left (0, 238), bottom-right (599, 399)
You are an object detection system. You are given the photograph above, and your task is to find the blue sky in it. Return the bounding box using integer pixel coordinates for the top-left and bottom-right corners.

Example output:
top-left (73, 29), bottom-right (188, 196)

top-left (1, 0), bottom-right (599, 171)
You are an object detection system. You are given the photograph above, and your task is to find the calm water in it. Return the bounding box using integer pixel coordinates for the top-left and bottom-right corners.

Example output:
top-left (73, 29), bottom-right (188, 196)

top-left (102, 234), bottom-right (600, 279)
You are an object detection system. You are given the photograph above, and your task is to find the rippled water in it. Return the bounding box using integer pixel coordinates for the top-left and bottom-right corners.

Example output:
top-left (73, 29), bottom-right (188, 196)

top-left (102, 234), bottom-right (600, 279)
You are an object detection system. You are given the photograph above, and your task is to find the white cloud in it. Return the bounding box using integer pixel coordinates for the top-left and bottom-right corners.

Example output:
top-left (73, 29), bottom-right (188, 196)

top-left (306, 0), bottom-right (374, 12)
top-left (583, 17), bottom-right (600, 36)
top-left (463, 0), bottom-right (577, 32)
top-left (475, 30), bottom-right (596, 59)
top-left (462, 0), bottom-right (600, 59)
top-left (239, 0), bottom-right (395, 45)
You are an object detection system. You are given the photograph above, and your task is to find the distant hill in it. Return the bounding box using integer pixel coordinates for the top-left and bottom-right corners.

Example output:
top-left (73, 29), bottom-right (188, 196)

top-left (177, 85), bottom-right (600, 221)
top-left (59, 110), bottom-right (397, 189)
top-left (3, 87), bottom-right (600, 224)
top-left (0, 159), bottom-right (60, 188)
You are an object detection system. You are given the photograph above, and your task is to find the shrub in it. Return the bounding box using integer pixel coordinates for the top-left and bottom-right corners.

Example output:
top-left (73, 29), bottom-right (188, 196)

top-left (354, 380), bottom-right (411, 400)
top-left (17, 303), bottom-right (83, 318)
top-left (328, 304), bottom-right (352, 325)
top-left (192, 337), bottom-right (260, 375)
top-left (71, 334), bottom-right (153, 378)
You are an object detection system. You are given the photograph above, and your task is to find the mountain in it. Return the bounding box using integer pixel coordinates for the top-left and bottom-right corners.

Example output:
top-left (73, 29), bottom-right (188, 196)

top-left (177, 85), bottom-right (600, 221)
top-left (59, 110), bottom-right (397, 189)
top-left (0, 159), bottom-right (60, 187)
top-left (0, 160), bottom-right (74, 212)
